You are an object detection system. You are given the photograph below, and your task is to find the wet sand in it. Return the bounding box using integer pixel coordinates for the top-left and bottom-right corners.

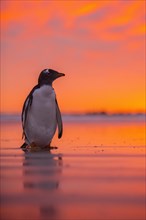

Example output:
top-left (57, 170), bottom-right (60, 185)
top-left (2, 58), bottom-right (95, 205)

top-left (0, 115), bottom-right (145, 220)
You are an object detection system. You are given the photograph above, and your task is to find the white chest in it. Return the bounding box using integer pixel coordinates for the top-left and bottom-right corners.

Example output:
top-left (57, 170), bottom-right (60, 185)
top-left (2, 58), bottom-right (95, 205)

top-left (24, 85), bottom-right (58, 147)
top-left (28, 85), bottom-right (57, 125)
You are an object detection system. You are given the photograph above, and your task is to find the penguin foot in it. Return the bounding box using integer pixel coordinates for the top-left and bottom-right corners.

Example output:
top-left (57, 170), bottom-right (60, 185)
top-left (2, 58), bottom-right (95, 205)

top-left (20, 142), bottom-right (58, 152)
top-left (43, 145), bottom-right (58, 150)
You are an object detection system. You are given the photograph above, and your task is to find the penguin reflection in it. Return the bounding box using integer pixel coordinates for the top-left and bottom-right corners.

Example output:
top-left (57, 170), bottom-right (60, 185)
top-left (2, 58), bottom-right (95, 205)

top-left (22, 149), bottom-right (63, 219)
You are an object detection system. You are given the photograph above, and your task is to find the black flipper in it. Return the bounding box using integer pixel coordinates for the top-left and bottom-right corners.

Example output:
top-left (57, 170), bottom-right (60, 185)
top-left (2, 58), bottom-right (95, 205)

top-left (21, 84), bottom-right (40, 140)
top-left (55, 98), bottom-right (63, 138)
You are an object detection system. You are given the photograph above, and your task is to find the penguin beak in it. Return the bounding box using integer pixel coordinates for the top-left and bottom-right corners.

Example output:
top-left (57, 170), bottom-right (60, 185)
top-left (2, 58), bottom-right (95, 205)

top-left (56, 72), bottom-right (65, 78)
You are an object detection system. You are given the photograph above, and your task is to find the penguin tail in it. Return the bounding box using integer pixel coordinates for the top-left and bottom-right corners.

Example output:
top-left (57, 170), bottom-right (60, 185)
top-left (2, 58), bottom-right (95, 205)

top-left (20, 142), bottom-right (27, 149)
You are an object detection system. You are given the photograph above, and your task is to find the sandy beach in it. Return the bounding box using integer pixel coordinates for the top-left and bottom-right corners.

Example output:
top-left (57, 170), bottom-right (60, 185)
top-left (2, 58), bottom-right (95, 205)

top-left (0, 115), bottom-right (145, 220)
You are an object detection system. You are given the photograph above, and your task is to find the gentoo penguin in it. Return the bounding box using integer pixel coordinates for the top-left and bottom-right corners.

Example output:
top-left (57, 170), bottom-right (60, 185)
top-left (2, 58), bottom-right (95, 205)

top-left (21, 69), bottom-right (65, 149)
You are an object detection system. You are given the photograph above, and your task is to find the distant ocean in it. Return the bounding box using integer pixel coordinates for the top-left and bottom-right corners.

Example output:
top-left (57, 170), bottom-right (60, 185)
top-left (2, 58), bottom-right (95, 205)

top-left (1, 113), bottom-right (145, 123)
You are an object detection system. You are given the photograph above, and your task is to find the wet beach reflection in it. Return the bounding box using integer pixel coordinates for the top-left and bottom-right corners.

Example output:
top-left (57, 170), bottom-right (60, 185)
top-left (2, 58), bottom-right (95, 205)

top-left (1, 117), bottom-right (145, 220)
top-left (22, 149), bottom-right (63, 220)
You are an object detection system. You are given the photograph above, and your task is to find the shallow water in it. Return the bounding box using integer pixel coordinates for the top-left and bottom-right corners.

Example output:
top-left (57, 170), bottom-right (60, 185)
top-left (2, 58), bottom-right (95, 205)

top-left (0, 115), bottom-right (146, 220)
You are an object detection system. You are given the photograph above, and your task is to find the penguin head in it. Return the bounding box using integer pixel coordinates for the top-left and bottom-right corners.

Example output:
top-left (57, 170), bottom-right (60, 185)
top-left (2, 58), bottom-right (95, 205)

top-left (38, 69), bottom-right (65, 85)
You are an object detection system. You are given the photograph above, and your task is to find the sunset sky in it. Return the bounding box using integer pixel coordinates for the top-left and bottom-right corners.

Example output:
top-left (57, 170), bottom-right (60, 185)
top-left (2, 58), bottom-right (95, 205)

top-left (1, 0), bottom-right (145, 114)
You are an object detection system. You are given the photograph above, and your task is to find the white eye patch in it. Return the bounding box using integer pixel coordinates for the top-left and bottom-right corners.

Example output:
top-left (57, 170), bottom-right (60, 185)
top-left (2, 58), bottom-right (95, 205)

top-left (44, 69), bottom-right (49, 73)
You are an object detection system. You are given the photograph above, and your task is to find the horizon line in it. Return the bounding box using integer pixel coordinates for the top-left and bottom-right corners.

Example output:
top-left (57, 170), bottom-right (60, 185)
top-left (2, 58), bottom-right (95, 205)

top-left (0, 111), bottom-right (146, 116)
